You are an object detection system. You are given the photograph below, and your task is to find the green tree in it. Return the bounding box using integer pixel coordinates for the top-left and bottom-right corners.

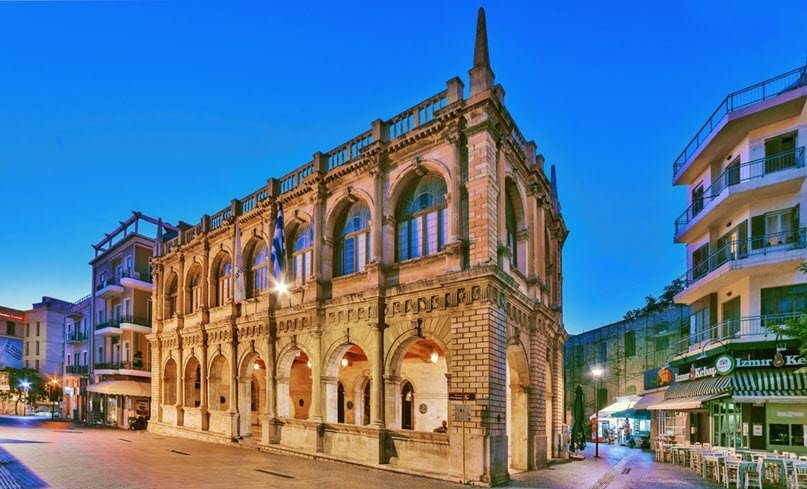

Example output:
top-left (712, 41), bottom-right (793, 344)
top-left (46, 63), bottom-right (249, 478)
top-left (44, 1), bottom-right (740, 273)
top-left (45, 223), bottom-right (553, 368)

top-left (0, 368), bottom-right (48, 414)
top-left (767, 262), bottom-right (807, 357)
top-left (623, 278), bottom-right (685, 320)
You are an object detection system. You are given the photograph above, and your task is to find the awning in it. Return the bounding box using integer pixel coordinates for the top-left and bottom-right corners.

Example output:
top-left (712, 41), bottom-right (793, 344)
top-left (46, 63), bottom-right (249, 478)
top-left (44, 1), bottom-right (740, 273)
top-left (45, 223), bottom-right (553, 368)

top-left (589, 396), bottom-right (639, 419)
top-left (634, 390), bottom-right (666, 410)
top-left (610, 408), bottom-right (651, 420)
top-left (87, 380), bottom-right (151, 397)
top-left (732, 368), bottom-right (807, 402)
top-left (648, 392), bottom-right (728, 411)
top-left (664, 374), bottom-right (732, 400)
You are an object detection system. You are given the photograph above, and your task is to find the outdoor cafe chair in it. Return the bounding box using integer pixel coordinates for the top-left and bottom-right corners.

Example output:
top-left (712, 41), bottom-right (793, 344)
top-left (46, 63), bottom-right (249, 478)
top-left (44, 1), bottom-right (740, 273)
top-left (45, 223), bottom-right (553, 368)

top-left (794, 465), bottom-right (807, 489)
top-left (704, 455), bottom-right (721, 483)
top-left (745, 458), bottom-right (764, 489)
top-left (724, 459), bottom-right (740, 489)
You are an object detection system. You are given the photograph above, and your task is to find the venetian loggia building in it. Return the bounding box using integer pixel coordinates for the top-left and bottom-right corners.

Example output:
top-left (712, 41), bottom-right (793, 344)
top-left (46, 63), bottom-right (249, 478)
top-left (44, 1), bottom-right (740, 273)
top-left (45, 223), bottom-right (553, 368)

top-left (147, 9), bottom-right (568, 485)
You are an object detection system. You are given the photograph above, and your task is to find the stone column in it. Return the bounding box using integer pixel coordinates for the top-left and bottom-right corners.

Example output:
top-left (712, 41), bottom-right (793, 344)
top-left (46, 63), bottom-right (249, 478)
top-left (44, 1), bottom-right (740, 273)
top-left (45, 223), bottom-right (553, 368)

top-left (276, 378), bottom-right (290, 418)
top-left (200, 342), bottom-right (209, 430)
top-left (447, 133), bottom-right (462, 244)
top-left (201, 242), bottom-right (210, 312)
top-left (528, 320), bottom-right (548, 469)
top-left (384, 375), bottom-right (402, 429)
top-left (322, 375), bottom-right (339, 422)
top-left (228, 343), bottom-right (239, 438)
top-left (371, 167), bottom-right (384, 265)
top-left (152, 338), bottom-right (163, 422)
top-left (370, 324), bottom-right (385, 428)
top-left (552, 337), bottom-right (565, 458)
top-left (262, 331), bottom-right (277, 444)
top-left (177, 255), bottom-right (186, 316)
top-left (310, 331), bottom-right (323, 422)
top-left (175, 344), bottom-right (184, 426)
top-left (496, 139), bottom-right (507, 266)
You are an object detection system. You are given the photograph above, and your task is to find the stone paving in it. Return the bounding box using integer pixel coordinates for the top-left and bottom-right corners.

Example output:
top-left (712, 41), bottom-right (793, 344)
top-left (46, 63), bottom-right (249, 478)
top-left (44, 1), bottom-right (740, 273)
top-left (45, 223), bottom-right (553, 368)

top-left (0, 416), bottom-right (720, 488)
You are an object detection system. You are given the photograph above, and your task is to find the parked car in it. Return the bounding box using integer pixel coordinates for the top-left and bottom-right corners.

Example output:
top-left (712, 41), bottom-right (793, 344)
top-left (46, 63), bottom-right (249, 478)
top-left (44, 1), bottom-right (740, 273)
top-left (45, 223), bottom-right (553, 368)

top-left (626, 430), bottom-right (651, 449)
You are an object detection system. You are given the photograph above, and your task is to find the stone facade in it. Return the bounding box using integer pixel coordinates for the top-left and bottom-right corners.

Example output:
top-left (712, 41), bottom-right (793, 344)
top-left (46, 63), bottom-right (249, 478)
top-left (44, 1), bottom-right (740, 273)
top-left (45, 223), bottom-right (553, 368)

top-left (147, 9), bottom-right (567, 485)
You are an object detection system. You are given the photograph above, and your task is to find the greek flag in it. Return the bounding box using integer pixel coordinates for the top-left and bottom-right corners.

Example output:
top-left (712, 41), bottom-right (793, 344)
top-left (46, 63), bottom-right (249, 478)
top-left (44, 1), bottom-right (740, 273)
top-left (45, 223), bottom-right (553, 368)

top-left (271, 204), bottom-right (285, 282)
top-left (233, 219), bottom-right (246, 302)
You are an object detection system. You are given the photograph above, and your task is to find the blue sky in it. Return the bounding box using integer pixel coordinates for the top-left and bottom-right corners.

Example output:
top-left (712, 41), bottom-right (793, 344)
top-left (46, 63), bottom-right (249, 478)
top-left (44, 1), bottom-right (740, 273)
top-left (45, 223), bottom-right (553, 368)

top-left (0, 1), bottom-right (804, 333)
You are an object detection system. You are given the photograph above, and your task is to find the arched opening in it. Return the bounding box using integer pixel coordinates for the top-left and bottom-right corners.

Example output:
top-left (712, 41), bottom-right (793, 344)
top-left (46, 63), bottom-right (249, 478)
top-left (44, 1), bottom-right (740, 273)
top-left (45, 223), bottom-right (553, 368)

top-left (185, 264), bottom-right (202, 313)
top-left (238, 353), bottom-right (266, 437)
top-left (545, 351), bottom-right (554, 460)
top-left (506, 343), bottom-right (530, 472)
top-left (164, 273), bottom-right (178, 318)
top-left (208, 355), bottom-right (231, 412)
top-left (163, 358), bottom-right (177, 405)
top-left (245, 239), bottom-right (269, 298)
top-left (401, 381), bottom-right (415, 430)
top-left (334, 202), bottom-right (371, 277)
top-left (211, 252), bottom-right (232, 307)
top-left (505, 180), bottom-right (527, 274)
top-left (337, 381), bottom-right (345, 423)
top-left (291, 224), bottom-right (314, 286)
top-left (395, 339), bottom-right (448, 432)
top-left (395, 174), bottom-right (448, 261)
top-left (184, 356), bottom-right (201, 407)
top-left (324, 344), bottom-right (371, 424)
top-left (276, 348), bottom-right (312, 420)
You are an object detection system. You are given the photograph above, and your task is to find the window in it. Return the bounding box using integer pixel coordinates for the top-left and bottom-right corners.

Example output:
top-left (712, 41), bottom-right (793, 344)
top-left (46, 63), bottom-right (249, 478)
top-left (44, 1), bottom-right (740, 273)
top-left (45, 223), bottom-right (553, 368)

top-left (35, 341), bottom-right (39, 355)
top-left (726, 157), bottom-right (741, 187)
top-left (216, 257), bottom-right (232, 306)
top-left (83, 351), bottom-right (88, 365)
top-left (115, 264), bottom-right (123, 279)
top-left (336, 202), bottom-right (371, 276)
top-left (292, 224), bottom-right (314, 286)
top-left (6, 321), bottom-right (14, 335)
top-left (655, 336), bottom-right (669, 352)
top-left (690, 308), bottom-right (711, 344)
top-left (113, 304), bottom-right (121, 322)
top-left (597, 342), bottom-right (606, 363)
top-left (624, 331), bottom-right (636, 357)
top-left (691, 243), bottom-right (710, 280)
top-left (25, 342), bottom-right (29, 355)
top-left (82, 318), bottom-right (87, 333)
top-left (165, 276), bottom-right (178, 316)
top-left (98, 346), bottom-right (104, 363)
top-left (125, 256), bottom-right (133, 272)
top-left (396, 175), bottom-right (447, 262)
top-left (717, 221), bottom-right (748, 263)
top-left (505, 194), bottom-right (518, 268)
top-left (752, 207), bottom-right (799, 249)
top-left (252, 243), bottom-right (270, 296)
top-left (761, 284), bottom-right (807, 317)
top-left (188, 269), bottom-right (201, 312)
top-left (123, 299), bottom-right (131, 317)
top-left (691, 183), bottom-right (704, 217)
top-left (36, 322), bottom-right (40, 336)
top-left (35, 359), bottom-right (38, 371)
top-left (67, 353), bottom-right (71, 366)
top-left (765, 132), bottom-right (797, 172)
top-left (25, 323), bottom-right (29, 337)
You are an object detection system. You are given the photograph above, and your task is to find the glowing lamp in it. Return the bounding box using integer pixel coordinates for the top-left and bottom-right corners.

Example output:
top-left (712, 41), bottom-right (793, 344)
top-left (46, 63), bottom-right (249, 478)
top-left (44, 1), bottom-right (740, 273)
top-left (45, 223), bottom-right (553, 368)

top-left (253, 362), bottom-right (261, 371)
top-left (273, 281), bottom-right (289, 295)
top-left (430, 351), bottom-right (439, 364)
top-left (306, 360), bottom-right (312, 369)
top-left (590, 367), bottom-right (604, 378)
top-left (341, 357), bottom-right (349, 368)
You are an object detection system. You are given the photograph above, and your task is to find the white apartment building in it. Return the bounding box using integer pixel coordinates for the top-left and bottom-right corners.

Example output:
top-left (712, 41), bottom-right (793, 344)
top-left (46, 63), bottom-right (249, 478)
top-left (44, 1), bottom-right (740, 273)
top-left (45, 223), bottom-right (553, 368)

top-left (650, 65), bottom-right (807, 454)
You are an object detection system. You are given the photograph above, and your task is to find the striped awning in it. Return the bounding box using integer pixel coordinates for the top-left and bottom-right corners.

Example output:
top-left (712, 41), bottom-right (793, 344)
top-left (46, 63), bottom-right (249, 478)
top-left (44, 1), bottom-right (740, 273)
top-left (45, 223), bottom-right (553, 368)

top-left (664, 374), bottom-right (733, 400)
top-left (732, 368), bottom-right (807, 402)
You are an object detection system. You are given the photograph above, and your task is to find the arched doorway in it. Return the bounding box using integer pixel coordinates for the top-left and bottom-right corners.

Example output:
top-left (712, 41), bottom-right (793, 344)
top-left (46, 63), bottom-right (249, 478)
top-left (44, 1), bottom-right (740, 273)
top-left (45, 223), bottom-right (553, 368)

top-left (401, 381), bottom-right (415, 430)
top-left (362, 379), bottom-right (371, 426)
top-left (184, 356), bottom-right (201, 408)
top-left (238, 353), bottom-right (266, 437)
top-left (208, 355), bottom-right (231, 413)
top-left (506, 343), bottom-right (529, 472)
top-left (337, 382), bottom-right (345, 423)
top-left (163, 358), bottom-right (177, 406)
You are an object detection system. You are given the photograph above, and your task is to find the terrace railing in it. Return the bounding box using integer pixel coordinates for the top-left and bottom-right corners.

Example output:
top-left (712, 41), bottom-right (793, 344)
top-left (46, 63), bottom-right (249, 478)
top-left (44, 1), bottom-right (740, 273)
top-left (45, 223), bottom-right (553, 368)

top-left (95, 277), bottom-right (120, 291)
top-left (675, 147), bottom-right (805, 234)
top-left (66, 365), bottom-right (89, 375)
top-left (673, 66), bottom-right (807, 177)
top-left (678, 228), bottom-right (807, 288)
top-left (672, 312), bottom-right (802, 356)
top-left (119, 315), bottom-right (152, 328)
top-left (67, 331), bottom-right (88, 343)
top-left (95, 318), bottom-right (121, 331)
top-left (121, 269), bottom-right (152, 283)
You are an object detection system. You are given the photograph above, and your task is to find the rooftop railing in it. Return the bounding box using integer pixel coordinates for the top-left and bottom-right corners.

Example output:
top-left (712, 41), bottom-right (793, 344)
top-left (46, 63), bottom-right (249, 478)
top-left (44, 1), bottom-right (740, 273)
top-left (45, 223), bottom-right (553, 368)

top-left (673, 65), bottom-right (807, 177)
top-left (674, 147), bottom-right (805, 234)
top-left (672, 312), bottom-right (802, 356)
top-left (121, 269), bottom-right (152, 283)
top-left (678, 228), bottom-right (807, 288)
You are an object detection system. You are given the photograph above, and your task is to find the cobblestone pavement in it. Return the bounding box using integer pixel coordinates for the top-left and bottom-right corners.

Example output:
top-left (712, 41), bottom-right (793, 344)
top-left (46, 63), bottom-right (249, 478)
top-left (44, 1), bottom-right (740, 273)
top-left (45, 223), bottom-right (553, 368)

top-left (1, 416), bottom-right (721, 489)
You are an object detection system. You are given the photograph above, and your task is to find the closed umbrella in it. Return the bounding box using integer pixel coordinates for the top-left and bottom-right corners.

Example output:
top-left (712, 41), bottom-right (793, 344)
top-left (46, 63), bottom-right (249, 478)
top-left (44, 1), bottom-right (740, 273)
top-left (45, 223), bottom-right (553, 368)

top-left (570, 384), bottom-right (586, 454)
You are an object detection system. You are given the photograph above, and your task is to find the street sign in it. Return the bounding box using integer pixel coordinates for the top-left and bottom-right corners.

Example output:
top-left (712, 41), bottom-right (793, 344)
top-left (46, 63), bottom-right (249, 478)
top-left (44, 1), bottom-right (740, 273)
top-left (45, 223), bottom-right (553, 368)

top-left (454, 403), bottom-right (472, 422)
top-left (449, 392), bottom-right (476, 401)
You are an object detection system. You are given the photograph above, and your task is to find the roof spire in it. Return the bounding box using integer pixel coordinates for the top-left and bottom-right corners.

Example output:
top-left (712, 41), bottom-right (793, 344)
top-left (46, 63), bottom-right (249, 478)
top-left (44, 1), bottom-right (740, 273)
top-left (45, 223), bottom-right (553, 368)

top-left (469, 7), bottom-right (495, 97)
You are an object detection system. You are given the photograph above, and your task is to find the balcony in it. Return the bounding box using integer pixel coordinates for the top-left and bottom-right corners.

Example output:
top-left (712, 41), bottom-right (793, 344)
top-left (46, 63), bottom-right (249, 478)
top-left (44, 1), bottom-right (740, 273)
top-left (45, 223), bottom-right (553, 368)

top-left (119, 315), bottom-right (152, 334)
top-left (676, 228), bottom-right (807, 303)
top-left (674, 148), bottom-right (806, 242)
top-left (671, 313), bottom-right (801, 359)
top-left (120, 269), bottom-right (153, 292)
top-left (66, 365), bottom-right (89, 375)
top-left (66, 331), bottom-right (88, 344)
top-left (96, 277), bottom-right (123, 299)
top-left (673, 65), bottom-right (807, 185)
top-left (95, 360), bottom-right (150, 377)
top-left (95, 319), bottom-right (121, 336)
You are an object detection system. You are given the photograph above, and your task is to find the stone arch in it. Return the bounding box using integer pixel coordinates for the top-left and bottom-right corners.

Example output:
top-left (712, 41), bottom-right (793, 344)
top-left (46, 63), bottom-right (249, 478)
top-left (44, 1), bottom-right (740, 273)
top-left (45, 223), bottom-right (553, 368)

top-left (183, 355), bottom-right (201, 408)
top-left (385, 158), bottom-right (452, 218)
top-left (506, 340), bottom-right (530, 471)
top-left (322, 338), bottom-right (372, 424)
top-left (163, 357), bottom-right (178, 405)
top-left (276, 342), bottom-right (313, 420)
top-left (242, 234), bottom-right (270, 298)
top-left (504, 176), bottom-right (528, 274)
top-left (163, 270), bottom-right (179, 318)
top-left (323, 189), bottom-right (375, 241)
top-left (210, 250), bottom-right (232, 307)
top-left (208, 353), bottom-right (231, 411)
top-left (237, 349), bottom-right (267, 436)
top-left (385, 316), bottom-right (451, 377)
top-left (184, 261), bottom-right (203, 313)
top-left (353, 374), bottom-right (372, 426)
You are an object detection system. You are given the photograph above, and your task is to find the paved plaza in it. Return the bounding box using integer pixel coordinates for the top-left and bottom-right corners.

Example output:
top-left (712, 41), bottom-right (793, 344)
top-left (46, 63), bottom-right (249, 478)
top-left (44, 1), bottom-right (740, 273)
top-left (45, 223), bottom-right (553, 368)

top-left (0, 415), bottom-right (724, 489)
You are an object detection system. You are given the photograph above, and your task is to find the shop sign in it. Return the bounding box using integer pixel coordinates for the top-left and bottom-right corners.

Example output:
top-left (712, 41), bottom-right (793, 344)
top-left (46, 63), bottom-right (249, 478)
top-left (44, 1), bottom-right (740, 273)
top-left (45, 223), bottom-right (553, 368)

top-left (776, 411), bottom-right (805, 418)
top-left (675, 365), bottom-right (716, 382)
top-left (715, 354), bottom-right (735, 375)
top-left (735, 352), bottom-right (805, 369)
top-left (753, 424), bottom-right (763, 437)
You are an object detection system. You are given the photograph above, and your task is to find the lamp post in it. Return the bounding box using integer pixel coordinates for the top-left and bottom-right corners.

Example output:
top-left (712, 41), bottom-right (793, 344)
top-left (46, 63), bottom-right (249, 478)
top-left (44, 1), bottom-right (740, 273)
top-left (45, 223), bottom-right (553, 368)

top-left (49, 378), bottom-right (60, 419)
top-left (19, 380), bottom-right (31, 416)
top-left (590, 366), bottom-right (604, 458)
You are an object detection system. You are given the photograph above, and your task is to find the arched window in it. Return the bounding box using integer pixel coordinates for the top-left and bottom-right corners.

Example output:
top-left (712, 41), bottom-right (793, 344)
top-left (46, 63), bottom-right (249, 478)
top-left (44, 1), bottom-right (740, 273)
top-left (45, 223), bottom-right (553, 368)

top-left (396, 175), bottom-right (447, 261)
top-left (252, 243), bottom-right (269, 296)
top-left (188, 268), bottom-right (202, 313)
top-left (292, 224), bottom-right (314, 286)
top-left (335, 202), bottom-right (371, 276)
top-left (216, 258), bottom-right (232, 306)
top-left (165, 275), bottom-right (178, 317)
top-left (506, 196), bottom-right (518, 268)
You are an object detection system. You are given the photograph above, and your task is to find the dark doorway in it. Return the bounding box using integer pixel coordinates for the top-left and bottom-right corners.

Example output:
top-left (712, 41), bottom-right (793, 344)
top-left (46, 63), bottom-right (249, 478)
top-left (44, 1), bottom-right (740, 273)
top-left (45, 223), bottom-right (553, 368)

top-left (337, 382), bottom-right (345, 423)
top-left (363, 380), bottom-right (371, 426)
top-left (401, 381), bottom-right (414, 430)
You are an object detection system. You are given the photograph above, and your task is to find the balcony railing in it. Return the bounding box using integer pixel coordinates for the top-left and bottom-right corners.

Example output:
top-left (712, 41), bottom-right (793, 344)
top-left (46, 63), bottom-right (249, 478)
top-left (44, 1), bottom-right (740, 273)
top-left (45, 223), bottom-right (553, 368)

top-left (673, 65), bottom-right (807, 177)
top-left (95, 360), bottom-right (149, 372)
top-left (672, 312), bottom-right (802, 356)
top-left (119, 315), bottom-right (152, 328)
top-left (95, 361), bottom-right (118, 370)
top-left (95, 319), bottom-right (121, 331)
top-left (67, 331), bottom-right (88, 342)
top-left (678, 228), bottom-right (807, 287)
top-left (675, 148), bottom-right (805, 234)
top-left (95, 277), bottom-right (120, 291)
top-left (66, 365), bottom-right (89, 375)
top-left (121, 269), bottom-right (152, 283)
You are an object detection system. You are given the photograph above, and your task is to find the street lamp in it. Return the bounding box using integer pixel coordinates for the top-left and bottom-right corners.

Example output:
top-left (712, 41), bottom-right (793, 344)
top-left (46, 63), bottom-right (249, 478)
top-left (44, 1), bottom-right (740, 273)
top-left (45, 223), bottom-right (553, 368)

top-left (590, 366), bottom-right (604, 458)
top-left (49, 378), bottom-right (60, 419)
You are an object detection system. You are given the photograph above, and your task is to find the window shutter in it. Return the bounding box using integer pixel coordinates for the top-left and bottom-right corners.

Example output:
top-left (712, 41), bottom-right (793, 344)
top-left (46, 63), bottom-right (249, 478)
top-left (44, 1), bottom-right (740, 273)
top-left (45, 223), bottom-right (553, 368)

top-left (751, 215), bottom-right (765, 250)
